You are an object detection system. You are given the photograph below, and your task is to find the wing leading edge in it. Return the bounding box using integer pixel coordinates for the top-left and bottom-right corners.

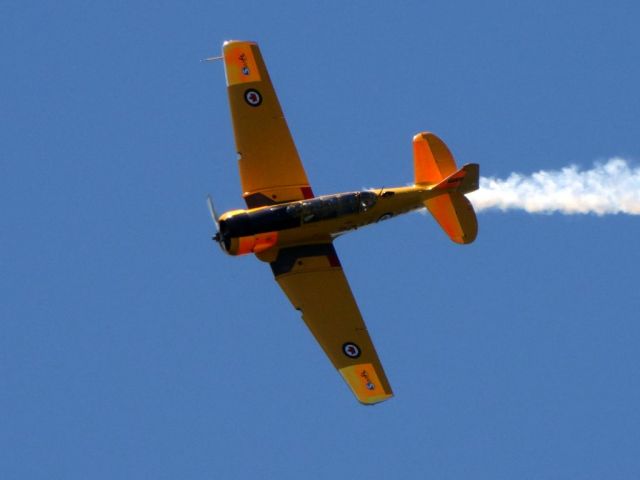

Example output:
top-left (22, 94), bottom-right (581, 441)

top-left (223, 40), bottom-right (314, 208)
top-left (270, 243), bottom-right (393, 404)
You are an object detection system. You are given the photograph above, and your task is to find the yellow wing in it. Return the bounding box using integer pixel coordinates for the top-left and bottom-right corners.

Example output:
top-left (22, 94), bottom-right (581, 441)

top-left (222, 40), bottom-right (313, 208)
top-left (270, 243), bottom-right (393, 404)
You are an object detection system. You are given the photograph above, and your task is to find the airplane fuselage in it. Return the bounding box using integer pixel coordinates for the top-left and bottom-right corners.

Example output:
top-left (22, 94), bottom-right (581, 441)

top-left (217, 184), bottom-right (437, 258)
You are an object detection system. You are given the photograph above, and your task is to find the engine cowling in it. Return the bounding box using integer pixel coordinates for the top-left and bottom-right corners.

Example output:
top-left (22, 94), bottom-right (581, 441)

top-left (218, 210), bottom-right (279, 255)
top-left (224, 231), bottom-right (279, 255)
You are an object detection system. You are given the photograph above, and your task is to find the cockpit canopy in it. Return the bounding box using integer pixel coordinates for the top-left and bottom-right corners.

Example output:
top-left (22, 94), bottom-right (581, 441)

top-left (288, 191), bottom-right (377, 224)
top-left (220, 191), bottom-right (378, 241)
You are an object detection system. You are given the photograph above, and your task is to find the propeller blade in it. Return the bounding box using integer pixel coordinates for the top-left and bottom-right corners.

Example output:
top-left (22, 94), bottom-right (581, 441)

top-left (206, 194), bottom-right (220, 230)
top-left (206, 194), bottom-right (224, 248)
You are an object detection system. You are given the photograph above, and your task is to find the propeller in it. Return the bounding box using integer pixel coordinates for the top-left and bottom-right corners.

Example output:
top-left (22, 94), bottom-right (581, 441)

top-left (206, 194), bottom-right (224, 248)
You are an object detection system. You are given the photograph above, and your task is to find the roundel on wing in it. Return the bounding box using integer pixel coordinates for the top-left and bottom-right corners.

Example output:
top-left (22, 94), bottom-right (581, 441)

top-left (342, 342), bottom-right (361, 359)
top-left (244, 88), bottom-right (262, 107)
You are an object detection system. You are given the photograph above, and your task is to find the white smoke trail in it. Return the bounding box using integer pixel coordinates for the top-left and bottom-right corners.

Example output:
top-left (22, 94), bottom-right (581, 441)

top-left (468, 158), bottom-right (640, 215)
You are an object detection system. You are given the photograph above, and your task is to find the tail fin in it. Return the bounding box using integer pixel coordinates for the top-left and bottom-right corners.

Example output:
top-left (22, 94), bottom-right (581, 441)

top-left (412, 132), bottom-right (479, 244)
top-left (431, 163), bottom-right (479, 195)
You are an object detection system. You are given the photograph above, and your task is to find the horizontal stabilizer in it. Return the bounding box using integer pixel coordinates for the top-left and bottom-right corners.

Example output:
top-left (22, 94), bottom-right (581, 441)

top-left (425, 193), bottom-right (478, 244)
top-left (425, 163), bottom-right (479, 244)
top-left (413, 132), bottom-right (457, 185)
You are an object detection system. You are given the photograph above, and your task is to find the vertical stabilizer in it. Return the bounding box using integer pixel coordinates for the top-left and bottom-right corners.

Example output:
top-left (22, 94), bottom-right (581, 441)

top-left (412, 132), bottom-right (479, 244)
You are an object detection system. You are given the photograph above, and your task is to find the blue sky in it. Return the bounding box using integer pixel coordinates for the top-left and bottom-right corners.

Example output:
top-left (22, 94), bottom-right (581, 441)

top-left (3, 1), bottom-right (640, 478)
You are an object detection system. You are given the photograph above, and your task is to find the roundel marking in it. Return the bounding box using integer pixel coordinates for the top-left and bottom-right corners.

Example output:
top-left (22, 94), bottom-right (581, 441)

top-left (244, 88), bottom-right (262, 107)
top-left (377, 212), bottom-right (394, 222)
top-left (342, 342), bottom-right (361, 359)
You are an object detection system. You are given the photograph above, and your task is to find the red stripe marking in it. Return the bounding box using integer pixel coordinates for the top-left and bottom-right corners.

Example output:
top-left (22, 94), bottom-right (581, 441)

top-left (327, 252), bottom-right (341, 267)
top-left (301, 186), bottom-right (314, 199)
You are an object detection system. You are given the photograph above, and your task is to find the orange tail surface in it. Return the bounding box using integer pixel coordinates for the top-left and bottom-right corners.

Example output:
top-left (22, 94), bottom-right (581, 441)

top-left (412, 132), bottom-right (479, 244)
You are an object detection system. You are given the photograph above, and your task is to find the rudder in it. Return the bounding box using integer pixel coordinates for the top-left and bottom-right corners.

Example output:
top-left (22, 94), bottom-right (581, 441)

top-left (412, 132), bottom-right (479, 244)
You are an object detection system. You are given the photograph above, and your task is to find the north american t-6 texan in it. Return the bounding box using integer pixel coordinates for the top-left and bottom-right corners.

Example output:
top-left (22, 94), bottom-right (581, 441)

top-left (208, 40), bottom-right (479, 404)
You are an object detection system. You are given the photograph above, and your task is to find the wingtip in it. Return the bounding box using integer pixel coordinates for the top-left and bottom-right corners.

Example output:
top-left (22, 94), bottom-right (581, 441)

top-left (339, 363), bottom-right (393, 405)
top-left (356, 393), bottom-right (394, 406)
top-left (222, 39), bottom-right (257, 48)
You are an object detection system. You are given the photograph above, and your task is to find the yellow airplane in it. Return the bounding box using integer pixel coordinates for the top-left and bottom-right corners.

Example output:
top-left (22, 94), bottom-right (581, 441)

top-left (209, 40), bottom-right (479, 405)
